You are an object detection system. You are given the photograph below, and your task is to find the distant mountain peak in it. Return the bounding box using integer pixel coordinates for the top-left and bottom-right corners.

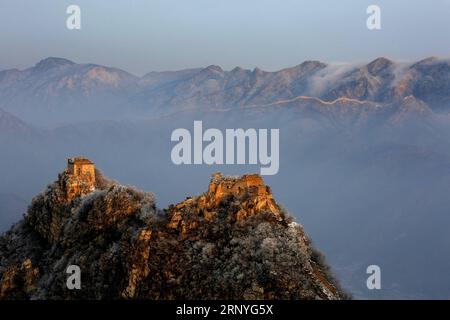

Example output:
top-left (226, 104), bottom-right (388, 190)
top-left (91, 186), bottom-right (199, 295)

top-left (368, 57), bottom-right (393, 64)
top-left (195, 65), bottom-right (224, 80)
top-left (203, 65), bottom-right (223, 73)
top-left (299, 60), bottom-right (327, 69)
top-left (230, 66), bottom-right (246, 73)
top-left (367, 57), bottom-right (393, 75)
top-left (32, 57), bottom-right (75, 72)
top-left (252, 67), bottom-right (266, 76)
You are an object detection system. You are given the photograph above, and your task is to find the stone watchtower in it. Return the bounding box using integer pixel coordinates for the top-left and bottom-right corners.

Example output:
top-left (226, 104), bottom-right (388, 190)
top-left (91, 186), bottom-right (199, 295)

top-left (64, 157), bottom-right (96, 201)
top-left (67, 157), bottom-right (95, 182)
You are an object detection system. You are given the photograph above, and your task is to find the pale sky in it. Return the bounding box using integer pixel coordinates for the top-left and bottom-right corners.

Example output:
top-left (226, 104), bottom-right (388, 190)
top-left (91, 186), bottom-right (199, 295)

top-left (0, 0), bottom-right (449, 75)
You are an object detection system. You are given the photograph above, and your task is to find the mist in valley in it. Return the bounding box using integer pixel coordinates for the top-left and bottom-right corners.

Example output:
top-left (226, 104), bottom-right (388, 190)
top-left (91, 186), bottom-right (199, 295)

top-left (1, 108), bottom-right (450, 299)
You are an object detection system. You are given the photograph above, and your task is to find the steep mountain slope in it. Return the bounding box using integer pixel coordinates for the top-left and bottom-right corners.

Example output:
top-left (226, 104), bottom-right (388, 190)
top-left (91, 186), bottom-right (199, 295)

top-left (0, 168), bottom-right (344, 300)
top-left (320, 57), bottom-right (396, 102)
top-left (404, 57), bottom-right (450, 111)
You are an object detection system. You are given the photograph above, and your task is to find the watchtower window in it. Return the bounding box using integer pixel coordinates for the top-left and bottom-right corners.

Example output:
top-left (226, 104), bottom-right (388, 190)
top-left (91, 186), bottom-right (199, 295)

top-left (78, 168), bottom-right (82, 176)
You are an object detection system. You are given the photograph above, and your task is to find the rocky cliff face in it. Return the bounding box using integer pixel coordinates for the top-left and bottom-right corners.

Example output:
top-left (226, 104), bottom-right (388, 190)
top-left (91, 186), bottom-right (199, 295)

top-left (0, 169), bottom-right (346, 300)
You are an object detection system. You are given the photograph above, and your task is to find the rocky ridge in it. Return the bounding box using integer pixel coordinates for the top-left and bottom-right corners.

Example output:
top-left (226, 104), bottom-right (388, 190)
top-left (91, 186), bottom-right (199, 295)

top-left (0, 168), bottom-right (346, 300)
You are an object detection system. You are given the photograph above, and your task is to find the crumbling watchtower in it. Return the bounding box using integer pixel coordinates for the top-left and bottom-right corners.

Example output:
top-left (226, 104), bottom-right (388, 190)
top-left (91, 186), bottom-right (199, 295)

top-left (64, 157), bottom-right (96, 200)
top-left (67, 157), bottom-right (95, 183)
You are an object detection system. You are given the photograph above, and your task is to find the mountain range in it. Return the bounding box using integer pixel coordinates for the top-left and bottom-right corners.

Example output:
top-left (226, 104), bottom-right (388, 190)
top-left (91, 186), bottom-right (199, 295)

top-left (0, 57), bottom-right (448, 125)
